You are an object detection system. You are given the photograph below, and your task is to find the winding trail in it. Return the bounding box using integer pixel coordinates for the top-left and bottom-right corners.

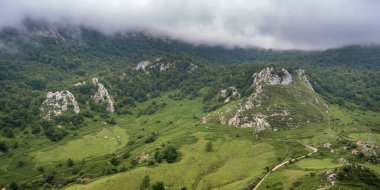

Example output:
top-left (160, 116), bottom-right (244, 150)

top-left (252, 144), bottom-right (318, 190)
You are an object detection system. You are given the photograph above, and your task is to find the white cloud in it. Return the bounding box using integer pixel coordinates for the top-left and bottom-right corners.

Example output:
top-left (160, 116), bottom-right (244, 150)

top-left (1, 0), bottom-right (379, 49)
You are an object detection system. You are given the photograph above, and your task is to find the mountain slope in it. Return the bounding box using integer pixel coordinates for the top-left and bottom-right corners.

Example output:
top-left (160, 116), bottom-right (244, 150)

top-left (205, 67), bottom-right (329, 134)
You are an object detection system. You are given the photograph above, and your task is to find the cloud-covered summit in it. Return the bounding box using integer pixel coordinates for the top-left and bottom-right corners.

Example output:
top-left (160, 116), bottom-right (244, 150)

top-left (1, 0), bottom-right (380, 50)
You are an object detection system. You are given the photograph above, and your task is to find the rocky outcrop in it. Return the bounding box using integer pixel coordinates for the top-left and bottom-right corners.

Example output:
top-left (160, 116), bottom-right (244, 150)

top-left (219, 86), bottom-right (240, 103)
top-left (40, 91), bottom-right (80, 120)
top-left (73, 81), bottom-right (86, 87)
top-left (253, 67), bottom-right (292, 86)
top-left (92, 77), bottom-right (114, 112)
top-left (225, 67), bottom-right (293, 131)
top-left (134, 61), bottom-right (151, 71)
top-left (253, 115), bottom-right (270, 132)
top-left (208, 67), bottom-right (327, 135)
top-left (134, 58), bottom-right (198, 73)
top-left (296, 69), bottom-right (314, 92)
top-left (36, 31), bottom-right (66, 44)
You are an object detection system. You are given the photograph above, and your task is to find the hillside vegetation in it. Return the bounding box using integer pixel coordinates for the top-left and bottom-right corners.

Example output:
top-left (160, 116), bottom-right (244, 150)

top-left (0, 22), bottom-right (380, 190)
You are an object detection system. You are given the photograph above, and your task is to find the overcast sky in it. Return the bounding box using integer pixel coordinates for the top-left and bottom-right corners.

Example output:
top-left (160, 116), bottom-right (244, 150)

top-left (1, 0), bottom-right (379, 50)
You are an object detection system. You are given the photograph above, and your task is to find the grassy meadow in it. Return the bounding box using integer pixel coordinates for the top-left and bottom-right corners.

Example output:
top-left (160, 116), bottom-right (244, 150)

top-left (1, 92), bottom-right (380, 190)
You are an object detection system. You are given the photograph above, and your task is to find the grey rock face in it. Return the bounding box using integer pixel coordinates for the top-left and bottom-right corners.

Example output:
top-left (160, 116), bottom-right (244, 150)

top-left (92, 77), bottom-right (115, 113)
top-left (40, 91), bottom-right (80, 120)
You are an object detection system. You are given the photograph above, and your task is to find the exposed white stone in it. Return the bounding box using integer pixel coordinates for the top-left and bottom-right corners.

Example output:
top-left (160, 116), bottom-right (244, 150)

top-left (254, 115), bottom-right (270, 132)
top-left (219, 86), bottom-right (240, 103)
top-left (189, 63), bottom-right (198, 71)
top-left (74, 81), bottom-right (86, 87)
top-left (134, 59), bottom-right (198, 73)
top-left (327, 171), bottom-right (337, 182)
top-left (337, 157), bottom-right (348, 164)
top-left (271, 109), bottom-right (290, 116)
top-left (159, 63), bottom-right (171, 71)
top-left (120, 73), bottom-right (126, 80)
top-left (228, 115), bottom-right (241, 127)
top-left (134, 61), bottom-right (151, 71)
top-left (296, 69), bottom-right (314, 92)
top-left (92, 77), bottom-right (115, 112)
top-left (219, 89), bottom-right (228, 98)
top-left (37, 30), bottom-right (66, 44)
top-left (40, 91), bottom-right (80, 120)
top-left (253, 67), bottom-right (292, 86)
top-left (218, 116), bottom-right (227, 125)
top-left (202, 117), bottom-right (208, 124)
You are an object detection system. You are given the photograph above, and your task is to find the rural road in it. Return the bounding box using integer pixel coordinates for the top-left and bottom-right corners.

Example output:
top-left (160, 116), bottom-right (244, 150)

top-left (252, 144), bottom-right (318, 190)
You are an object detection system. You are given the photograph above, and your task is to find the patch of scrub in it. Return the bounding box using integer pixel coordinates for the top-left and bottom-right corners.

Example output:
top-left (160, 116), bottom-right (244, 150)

top-left (31, 126), bottom-right (129, 162)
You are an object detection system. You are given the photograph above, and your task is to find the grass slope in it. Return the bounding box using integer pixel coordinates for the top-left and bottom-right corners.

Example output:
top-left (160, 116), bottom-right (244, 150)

top-left (31, 126), bottom-right (129, 162)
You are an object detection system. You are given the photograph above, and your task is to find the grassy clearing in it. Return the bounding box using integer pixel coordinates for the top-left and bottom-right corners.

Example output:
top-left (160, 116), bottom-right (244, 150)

top-left (31, 126), bottom-right (129, 162)
top-left (295, 158), bottom-right (342, 170)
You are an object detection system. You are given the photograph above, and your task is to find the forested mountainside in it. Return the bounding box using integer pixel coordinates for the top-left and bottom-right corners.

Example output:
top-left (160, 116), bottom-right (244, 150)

top-left (1, 22), bottom-right (380, 190)
top-left (1, 23), bottom-right (379, 135)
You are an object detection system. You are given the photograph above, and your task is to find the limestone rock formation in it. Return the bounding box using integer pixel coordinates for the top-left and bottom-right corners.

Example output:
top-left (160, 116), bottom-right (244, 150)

top-left (40, 91), bottom-right (80, 120)
top-left (134, 58), bottom-right (198, 73)
top-left (252, 67), bottom-right (292, 86)
top-left (92, 77), bottom-right (115, 112)
top-left (218, 86), bottom-right (240, 103)
top-left (225, 67), bottom-right (293, 130)
top-left (208, 67), bottom-right (327, 134)
top-left (296, 69), bottom-right (314, 91)
top-left (73, 81), bottom-right (86, 87)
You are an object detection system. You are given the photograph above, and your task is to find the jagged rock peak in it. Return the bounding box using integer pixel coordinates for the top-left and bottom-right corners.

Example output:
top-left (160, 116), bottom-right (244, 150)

top-left (92, 77), bottom-right (115, 112)
top-left (40, 91), bottom-right (80, 120)
top-left (253, 67), bottom-right (292, 86)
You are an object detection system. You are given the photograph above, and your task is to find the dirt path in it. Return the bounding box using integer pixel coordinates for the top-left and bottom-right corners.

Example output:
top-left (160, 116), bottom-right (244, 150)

top-left (252, 144), bottom-right (318, 190)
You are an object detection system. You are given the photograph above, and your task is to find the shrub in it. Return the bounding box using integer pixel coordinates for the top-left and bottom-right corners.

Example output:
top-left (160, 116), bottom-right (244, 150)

top-left (152, 181), bottom-right (165, 190)
top-left (140, 175), bottom-right (150, 190)
top-left (0, 141), bottom-right (8, 152)
top-left (17, 161), bottom-right (25, 167)
top-left (205, 141), bottom-right (213, 152)
top-left (145, 133), bottom-right (158, 143)
top-left (9, 182), bottom-right (18, 190)
top-left (110, 158), bottom-right (120, 166)
top-left (154, 151), bottom-right (163, 163)
top-left (122, 152), bottom-right (131, 159)
top-left (67, 158), bottom-right (74, 167)
top-left (163, 146), bottom-right (178, 163)
top-left (130, 159), bottom-right (138, 167)
top-left (37, 166), bottom-right (45, 173)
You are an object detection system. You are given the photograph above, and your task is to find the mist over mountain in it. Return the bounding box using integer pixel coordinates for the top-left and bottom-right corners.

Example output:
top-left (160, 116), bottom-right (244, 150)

top-left (1, 0), bottom-right (380, 50)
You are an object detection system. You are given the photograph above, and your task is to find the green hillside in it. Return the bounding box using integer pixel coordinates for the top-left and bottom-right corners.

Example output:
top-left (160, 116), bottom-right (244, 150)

top-left (0, 23), bottom-right (380, 190)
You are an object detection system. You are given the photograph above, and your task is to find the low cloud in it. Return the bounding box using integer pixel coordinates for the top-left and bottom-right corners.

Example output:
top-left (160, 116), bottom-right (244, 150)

top-left (1, 0), bottom-right (380, 50)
